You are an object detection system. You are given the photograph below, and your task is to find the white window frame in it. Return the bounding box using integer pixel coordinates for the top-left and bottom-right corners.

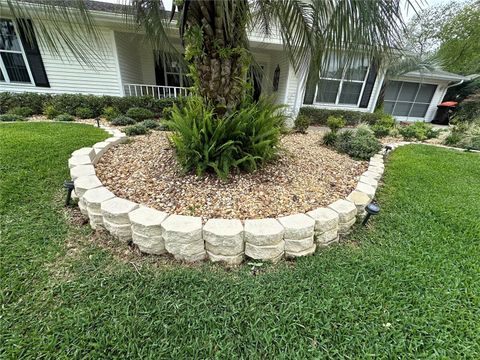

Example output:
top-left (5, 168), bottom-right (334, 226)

top-left (384, 80), bottom-right (437, 118)
top-left (0, 18), bottom-right (35, 85)
top-left (161, 54), bottom-right (187, 87)
top-left (313, 60), bottom-right (370, 107)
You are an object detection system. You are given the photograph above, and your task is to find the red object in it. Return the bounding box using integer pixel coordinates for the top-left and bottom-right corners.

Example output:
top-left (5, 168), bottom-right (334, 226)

top-left (439, 101), bottom-right (458, 107)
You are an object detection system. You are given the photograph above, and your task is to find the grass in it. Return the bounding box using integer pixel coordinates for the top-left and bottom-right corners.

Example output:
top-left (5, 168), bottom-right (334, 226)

top-left (1, 122), bottom-right (480, 358)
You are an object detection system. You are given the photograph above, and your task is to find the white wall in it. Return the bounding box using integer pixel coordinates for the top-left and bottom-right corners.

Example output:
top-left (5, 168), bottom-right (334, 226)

top-left (0, 20), bottom-right (122, 96)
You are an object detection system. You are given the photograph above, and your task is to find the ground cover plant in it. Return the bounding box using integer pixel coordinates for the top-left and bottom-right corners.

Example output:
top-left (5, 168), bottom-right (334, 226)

top-left (1, 123), bottom-right (479, 357)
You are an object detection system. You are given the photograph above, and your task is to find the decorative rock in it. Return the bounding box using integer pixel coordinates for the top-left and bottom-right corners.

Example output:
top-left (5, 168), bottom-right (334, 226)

top-left (369, 158), bottom-right (384, 167)
top-left (356, 182), bottom-right (376, 199)
top-left (347, 190), bottom-right (371, 217)
top-left (83, 186), bottom-right (115, 229)
top-left (306, 207), bottom-right (339, 232)
top-left (285, 244), bottom-right (316, 259)
top-left (207, 251), bottom-right (244, 266)
top-left (72, 147), bottom-right (95, 162)
top-left (277, 213), bottom-right (315, 240)
top-left (129, 207), bottom-right (169, 254)
top-left (70, 164), bottom-right (95, 180)
top-left (372, 154), bottom-right (383, 161)
top-left (161, 214), bottom-right (205, 262)
top-left (359, 175), bottom-right (378, 188)
top-left (245, 241), bottom-right (284, 263)
top-left (368, 165), bottom-right (384, 175)
top-left (105, 136), bottom-right (127, 145)
top-left (328, 199), bottom-right (357, 223)
top-left (93, 141), bottom-right (112, 159)
top-left (101, 197), bottom-right (139, 242)
top-left (316, 229), bottom-right (338, 244)
top-left (203, 219), bottom-right (244, 258)
top-left (338, 217), bottom-right (357, 234)
top-left (68, 155), bottom-right (92, 168)
top-left (284, 236), bottom-right (314, 253)
top-left (362, 170), bottom-right (381, 181)
top-left (74, 175), bottom-right (102, 199)
top-left (244, 218), bottom-right (284, 246)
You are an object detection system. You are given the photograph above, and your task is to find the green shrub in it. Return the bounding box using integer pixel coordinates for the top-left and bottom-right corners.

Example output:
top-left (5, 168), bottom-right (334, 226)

top-left (54, 114), bottom-right (75, 122)
top-left (456, 91), bottom-right (480, 122)
top-left (294, 115), bottom-right (310, 133)
top-left (0, 92), bottom-right (51, 114)
top-left (102, 106), bottom-right (120, 121)
top-left (0, 114), bottom-right (26, 122)
top-left (371, 124), bottom-right (391, 138)
top-left (166, 96), bottom-right (285, 179)
top-left (335, 128), bottom-right (381, 160)
top-left (399, 122), bottom-right (438, 141)
top-left (141, 119), bottom-right (160, 129)
top-left (125, 124), bottom-right (149, 136)
top-left (444, 132), bottom-right (462, 145)
top-left (126, 107), bottom-right (154, 122)
top-left (299, 107), bottom-right (384, 126)
top-left (322, 131), bottom-right (338, 146)
top-left (111, 115), bottom-right (136, 126)
top-left (43, 105), bottom-right (60, 120)
top-left (7, 106), bottom-right (33, 117)
top-left (75, 107), bottom-right (94, 119)
top-left (445, 122), bottom-right (480, 150)
top-left (326, 116), bottom-right (346, 132)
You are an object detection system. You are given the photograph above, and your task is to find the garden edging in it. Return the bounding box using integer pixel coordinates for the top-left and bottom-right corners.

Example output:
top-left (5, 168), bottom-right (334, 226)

top-left (70, 124), bottom-right (403, 265)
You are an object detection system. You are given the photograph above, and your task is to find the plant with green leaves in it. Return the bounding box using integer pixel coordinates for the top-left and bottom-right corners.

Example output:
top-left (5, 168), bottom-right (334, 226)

top-left (0, 114), bottom-right (26, 122)
top-left (7, 106), bottom-right (33, 117)
top-left (326, 116), bottom-right (346, 133)
top-left (126, 107), bottom-right (155, 122)
top-left (54, 114), bottom-right (75, 122)
top-left (111, 116), bottom-right (136, 126)
top-left (102, 106), bottom-right (120, 121)
top-left (335, 127), bottom-right (382, 160)
top-left (124, 124), bottom-right (150, 136)
top-left (75, 107), bottom-right (94, 119)
top-left (294, 115), bottom-right (310, 134)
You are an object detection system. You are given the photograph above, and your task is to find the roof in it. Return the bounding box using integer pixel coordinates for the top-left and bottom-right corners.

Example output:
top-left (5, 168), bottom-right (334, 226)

top-left (402, 69), bottom-right (471, 82)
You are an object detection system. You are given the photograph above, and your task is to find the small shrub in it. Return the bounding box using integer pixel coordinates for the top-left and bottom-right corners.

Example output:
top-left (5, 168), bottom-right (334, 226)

top-left (399, 122), bottom-right (438, 141)
top-left (399, 124), bottom-right (417, 140)
top-left (0, 114), bottom-right (26, 122)
top-left (294, 115), bottom-right (310, 133)
top-left (299, 107), bottom-right (384, 126)
top-left (102, 106), bottom-right (120, 121)
top-left (111, 115), bottom-right (136, 126)
top-left (326, 116), bottom-right (346, 132)
top-left (456, 91), bottom-right (480, 122)
top-left (335, 128), bottom-right (381, 160)
top-left (141, 119), bottom-right (160, 129)
top-left (126, 107), bottom-right (154, 122)
top-left (334, 129), bottom-right (354, 153)
top-left (322, 131), bottom-right (338, 146)
top-left (124, 124), bottom-right (149, 136)
top-left (7, 106), bottom-right (33, 117)
top-left (0, 92), bottom-right (50, 114)
top-left (444, 132), bottom-right (462, 145)
top-left (54, 114), bottom-right (75, 122)
top-left (371, 124), bottom-right (391, 138)
top-left (75, 107), bottom-right (94, 119)
top-left (166, 96), bottom-right (285, 179)
top-left (43, 105), bottom-right (60, 120)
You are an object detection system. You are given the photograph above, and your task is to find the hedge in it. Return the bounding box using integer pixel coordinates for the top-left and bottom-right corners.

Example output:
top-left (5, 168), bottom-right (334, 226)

top-left (0, 92), bottom-right (183, 117)
top-left (299, 106), bottom-right (383, 126)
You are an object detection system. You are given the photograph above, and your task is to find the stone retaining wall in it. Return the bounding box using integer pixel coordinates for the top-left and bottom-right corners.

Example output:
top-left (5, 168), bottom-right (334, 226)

top-left (70, 125), bottom-right (399, 265)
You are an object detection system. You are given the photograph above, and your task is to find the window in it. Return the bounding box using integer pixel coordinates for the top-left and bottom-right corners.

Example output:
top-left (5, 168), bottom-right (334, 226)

top-left (155, 54), bottom-right (191, 88)
top-left (0, 19), bottom-right (33, 84)
top-left (314, 56), bottom-right (370, 106)
top-left (384, 81), bottom-right (437, 118)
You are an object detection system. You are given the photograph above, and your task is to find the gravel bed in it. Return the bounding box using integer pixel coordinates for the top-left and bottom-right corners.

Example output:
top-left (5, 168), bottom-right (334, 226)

top-left (96, 131), bottom-right (367, 221)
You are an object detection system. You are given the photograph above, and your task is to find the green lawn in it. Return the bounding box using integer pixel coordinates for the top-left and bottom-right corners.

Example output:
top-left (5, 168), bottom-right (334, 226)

top-left (1, 122), bottom-right (479, 358)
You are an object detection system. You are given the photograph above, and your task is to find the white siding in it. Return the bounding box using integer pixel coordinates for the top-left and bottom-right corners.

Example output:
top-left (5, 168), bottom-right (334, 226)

top-left (0, 21), bottom-right (121, 96)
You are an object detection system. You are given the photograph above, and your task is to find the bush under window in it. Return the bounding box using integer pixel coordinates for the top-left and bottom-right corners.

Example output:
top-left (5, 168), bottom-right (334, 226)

top-left (333, 127), bottom-right (381, 160)
top-left (299, 107), bottom-right (384, 126)
top-left (126, 107), bottom-right (155, 122)
top-left (75, 107), bottom-right (94, 119)
top-left (7, 106), bottom-right (33, 117)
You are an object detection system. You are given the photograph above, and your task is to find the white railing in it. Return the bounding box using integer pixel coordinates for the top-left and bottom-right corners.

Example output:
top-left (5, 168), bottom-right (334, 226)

top-left (123, 84), bottom-right (189, 99)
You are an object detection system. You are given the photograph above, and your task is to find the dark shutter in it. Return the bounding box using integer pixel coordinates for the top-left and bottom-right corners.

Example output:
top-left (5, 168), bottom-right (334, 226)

top-left (17, 19), bottom-right (50, 87)
top-left (155, 54), bottom-right (166, 86)
top-left (303, 69), bottom-right (318, 105)
top-left (359, 64), bottom-right (377, 108)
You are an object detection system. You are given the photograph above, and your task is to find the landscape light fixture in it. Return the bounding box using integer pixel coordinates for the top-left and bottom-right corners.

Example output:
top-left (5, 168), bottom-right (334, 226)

top-left (362, 203), bottom-right (380, 226)
top-left (95, 117), bottom-right (100, 127)
top-left (64, 180), bottom-right (75, 206)
top-left (384, 145), bottom-right (393, 159)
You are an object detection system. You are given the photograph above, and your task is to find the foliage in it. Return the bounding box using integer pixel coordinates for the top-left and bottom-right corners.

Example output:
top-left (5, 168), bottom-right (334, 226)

top-left (456, 91), bottom-right (480, 122)
top-left (7, 106), bottom-right (33, 117)
top-left (293, 115), bottom-right (310, 133)
top-left (444, 121), bottom-right (480, 150)
top-left (0, 92), bottom-right (181, 117)
top-left (141, 119), bottom-right (160, 130)
top-left (75, 107), bottom-right (94, 119)
top-left (2, 124), bottom-right (480, 357)
top-left (321, 131), bottom-right (338, 146)
top-left (111, 116), bottom-right (136, 126)
top-left (124, 124), bottom-right (150, 136)
top-left (126, 107), bottom-right (155, 122)
top-left (399, 122), bottom-right (439, 141)
top-left (335, 128), bottom-right (382, 160)
top-left (0, 114), bottom-right (26, 122)
top-left (437, 1), bottom-right (480, 75)
top-left (299, 107), bottom-right (384, 126)
top-left (326, 116), bottom-right (346, 133)
top-left (370, 113), bottom-right (396, 138)
top-left (43, 104), bottom-right (60, 120)
top-left (102, 106), bottom-right (120, 121)
top-left (54, 114), bottom-right (75, 122)
top-left (166, 96), bottom-right (285, 179)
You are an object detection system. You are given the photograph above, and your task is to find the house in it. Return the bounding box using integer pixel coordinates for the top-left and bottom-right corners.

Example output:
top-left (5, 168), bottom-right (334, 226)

top-left (0, 0), bottom-right (470, 123)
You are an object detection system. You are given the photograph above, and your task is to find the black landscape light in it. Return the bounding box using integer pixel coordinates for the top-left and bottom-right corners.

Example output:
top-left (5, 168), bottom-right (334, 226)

top-left (384, 145), bottom-right (393, 159)
top-left (362, 203), bottom-right (380, 226)
top-left (95, 117), bottom-right (100, 127)
top-left (64, 180), bottom-right (75, 206)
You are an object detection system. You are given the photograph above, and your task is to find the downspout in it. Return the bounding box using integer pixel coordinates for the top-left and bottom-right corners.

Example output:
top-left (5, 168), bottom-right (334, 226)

top-left (446, 79), bottom-right (464, 90)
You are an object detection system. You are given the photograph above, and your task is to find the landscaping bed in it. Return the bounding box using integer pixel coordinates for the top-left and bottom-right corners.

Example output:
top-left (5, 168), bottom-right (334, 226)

top-left (96, 131), bottom-right (367, 220)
